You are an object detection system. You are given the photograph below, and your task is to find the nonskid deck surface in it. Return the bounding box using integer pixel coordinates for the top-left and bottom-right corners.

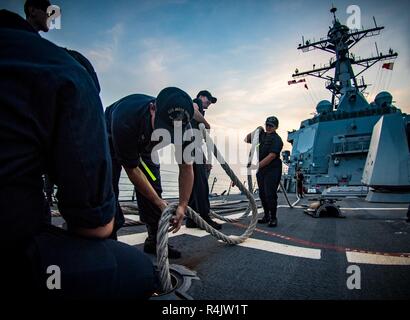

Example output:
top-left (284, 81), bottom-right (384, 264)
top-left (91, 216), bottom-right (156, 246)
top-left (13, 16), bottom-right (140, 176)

top-left (53, 194), bottom-right (410, 299)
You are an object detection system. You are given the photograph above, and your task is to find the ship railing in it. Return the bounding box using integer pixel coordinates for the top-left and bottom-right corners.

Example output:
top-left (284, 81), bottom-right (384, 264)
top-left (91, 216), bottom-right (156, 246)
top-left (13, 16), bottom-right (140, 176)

top-left (331, 141), bottom-right (370, 155)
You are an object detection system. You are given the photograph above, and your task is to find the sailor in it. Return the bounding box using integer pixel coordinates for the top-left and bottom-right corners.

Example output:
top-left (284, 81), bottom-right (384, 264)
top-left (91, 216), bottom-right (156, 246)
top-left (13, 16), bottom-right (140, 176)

top-left (48, 50), bottom-right (102, 207)
top-left (24, 0), bottom-right (51, 33)
top-left (104, 88), bottom-right (196, 243)
top-left (0, 8), bottom-right (159, 299)
top-left (24, 0), bottom-right (104, 216)
top-left (185, 90), bottom-right (222, 230)
top-left (64, 49), bottom-right (101, 94)
top-left (132, 151), bottom-right (182, 259)
top-left (23, 0), bottom-right (102, 93)
top-left (245, 116), bottom-right (283, 227)
top-left (295, 168), bottom-right (305, 198)
top-left (22, 0), bottom-right (54, 212)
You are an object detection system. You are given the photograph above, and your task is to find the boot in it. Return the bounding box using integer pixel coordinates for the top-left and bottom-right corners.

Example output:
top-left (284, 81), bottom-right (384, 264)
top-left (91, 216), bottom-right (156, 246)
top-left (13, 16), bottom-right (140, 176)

top-left (185, 218), bottom-right (198, 228)
top-left (258, 217), bottom-right (270, 224)
top-left (145, 223), bottom-right (158, 245)
top-left (258, 212), bottom-right (270, 224)
top-left (203, 216), bottom-right (222, 230)
top-left (268, 217), bottom-right (278, 227)
top-left (143, 241), bottom-right (182, 259)
top-left (187, 216), bottom-right (222, 230)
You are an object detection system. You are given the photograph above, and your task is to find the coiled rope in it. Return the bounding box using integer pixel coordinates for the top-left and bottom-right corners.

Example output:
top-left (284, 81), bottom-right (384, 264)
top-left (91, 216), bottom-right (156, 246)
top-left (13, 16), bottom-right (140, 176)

top-left (156, 125), bottom-right (299, 292)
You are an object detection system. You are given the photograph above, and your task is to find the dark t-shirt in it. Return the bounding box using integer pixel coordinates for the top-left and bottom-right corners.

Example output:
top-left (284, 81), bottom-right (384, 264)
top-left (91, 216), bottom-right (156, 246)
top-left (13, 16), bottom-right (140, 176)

top-left (189, 98), bottom-right (207, 163)
top-left (64, 49), bottom-right (101, 93)
top-left (258, 131), bottom-right (283, 170)
top-left (105, 94), bottom-right (156, 169)
top-left (190, 98), bottom-right (205, 130)
top-left (0, 10), bottom-right (115, 247)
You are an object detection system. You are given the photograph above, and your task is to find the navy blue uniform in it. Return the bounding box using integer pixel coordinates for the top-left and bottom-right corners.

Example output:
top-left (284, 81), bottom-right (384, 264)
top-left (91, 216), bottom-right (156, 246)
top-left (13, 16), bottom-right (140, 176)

top-left (256, 131), bottom-right (283, 220)
top-left (136, 153), bottom-right (163, 246)
top-left (105, 94), bottom-right (157, 233)
top-left (65, 49), bottom-right (101, 93)
top-left (187, 99), bottom-right (211, 223)
top-left (105, 94), bottom-right (193, 245)
top-left (0, 10), bottom-right (157, 299)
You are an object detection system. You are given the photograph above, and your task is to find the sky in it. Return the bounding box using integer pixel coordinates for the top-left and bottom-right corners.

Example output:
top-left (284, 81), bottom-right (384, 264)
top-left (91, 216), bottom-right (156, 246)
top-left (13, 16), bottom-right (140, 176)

top-left (2, 0), bottom-right (410, 153)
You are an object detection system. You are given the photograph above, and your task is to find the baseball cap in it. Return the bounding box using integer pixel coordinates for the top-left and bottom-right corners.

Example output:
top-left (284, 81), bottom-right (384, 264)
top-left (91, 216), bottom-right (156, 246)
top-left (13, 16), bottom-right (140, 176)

top-left (197, 90), bottom-right (217, 104)
top-left (266, 116), bottom-right (279, 127)
top-left (155, 87), bottom-right (194, 141)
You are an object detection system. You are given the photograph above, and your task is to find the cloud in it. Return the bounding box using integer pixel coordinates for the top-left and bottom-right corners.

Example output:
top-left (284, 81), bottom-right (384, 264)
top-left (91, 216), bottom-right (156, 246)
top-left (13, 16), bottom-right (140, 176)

top-left (127, 37), bottom-right (192, 91)
top-left (87, 47), bottom-right (114, 73)
top-left (77, 1), bottom-right (409, 150)
top-left (202, 43), bottom-right (320, 127)
top-left (86, 23), bottom-right (124, 73)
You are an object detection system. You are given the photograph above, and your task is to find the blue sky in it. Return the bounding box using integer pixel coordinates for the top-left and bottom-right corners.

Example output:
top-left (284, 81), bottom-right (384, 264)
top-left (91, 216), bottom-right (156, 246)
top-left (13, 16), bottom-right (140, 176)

top-left (2, 0), bottom-right (410, 150)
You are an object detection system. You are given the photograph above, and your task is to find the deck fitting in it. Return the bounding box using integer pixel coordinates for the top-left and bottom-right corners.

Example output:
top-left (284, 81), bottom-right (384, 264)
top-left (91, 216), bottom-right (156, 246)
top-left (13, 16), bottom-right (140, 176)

top-left (151, 264), bottom-right (200, 300)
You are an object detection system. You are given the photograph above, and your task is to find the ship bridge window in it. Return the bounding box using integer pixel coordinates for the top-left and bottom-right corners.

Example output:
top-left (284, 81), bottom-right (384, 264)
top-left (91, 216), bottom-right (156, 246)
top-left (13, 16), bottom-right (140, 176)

top-left (296, 127), bottom-right (316, 153)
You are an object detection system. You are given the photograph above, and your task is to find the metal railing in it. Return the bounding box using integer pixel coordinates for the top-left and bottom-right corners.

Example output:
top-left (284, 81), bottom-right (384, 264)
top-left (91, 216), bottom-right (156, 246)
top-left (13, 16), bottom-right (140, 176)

top-left (332, 140), bottom-right (370, 155)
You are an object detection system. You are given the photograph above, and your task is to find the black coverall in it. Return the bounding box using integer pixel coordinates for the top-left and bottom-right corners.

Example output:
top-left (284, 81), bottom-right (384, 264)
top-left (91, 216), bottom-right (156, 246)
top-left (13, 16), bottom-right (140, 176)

top-left (105, 94), bottom-right (158, 235)
top-left (186, 99), bottom-right (211, 223)
top-left (0, 10), bottom-right (157, 299)
top-left (135, 153), bottom-right (163, 246)
top-left (106, 95), bottom-right (192, 242)
top-left (256, 131), bottom-right (283, 221)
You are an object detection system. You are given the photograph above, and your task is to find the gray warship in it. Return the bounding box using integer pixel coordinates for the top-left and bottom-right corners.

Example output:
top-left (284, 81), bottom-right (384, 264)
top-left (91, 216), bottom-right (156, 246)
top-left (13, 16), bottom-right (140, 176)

top-left (285, 7), bottom-right (409, 197)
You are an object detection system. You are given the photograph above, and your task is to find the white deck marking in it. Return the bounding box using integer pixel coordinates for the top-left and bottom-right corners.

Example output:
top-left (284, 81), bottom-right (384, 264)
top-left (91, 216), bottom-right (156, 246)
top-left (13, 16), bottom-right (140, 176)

top-left (278, 205), bottom-right (304, 209)
top-left (340, 208), bottom-right (407, 211)
top-left (119, 225), bottom-right (210, 246)
top-left (119, 206), bottom-right (408, 264)
top-left (119, 210), bottom-right (248, 245)
top-left (119, 209), bottom-right (263, 246)
top-left (346, 251), bottom-right (410, 265)
top-left (237, 238), bottom-right (321, 259)
top-left (119, 209), bottom-right (322, 260)
top-left (124, 215), bottom-right (141, 222)
top-left (119, 232), bottom-right (147, 245)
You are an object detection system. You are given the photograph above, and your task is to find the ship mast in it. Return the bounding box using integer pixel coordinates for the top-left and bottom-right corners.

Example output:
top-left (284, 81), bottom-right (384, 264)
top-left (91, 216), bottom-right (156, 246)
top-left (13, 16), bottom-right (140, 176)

top-left (292, 7), bottom-right (398, 109)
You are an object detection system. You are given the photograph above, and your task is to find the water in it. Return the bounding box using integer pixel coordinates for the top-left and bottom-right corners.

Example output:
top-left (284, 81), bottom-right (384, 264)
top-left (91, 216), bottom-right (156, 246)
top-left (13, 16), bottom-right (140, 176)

top-left (118, 163), bottom-right (248, 201)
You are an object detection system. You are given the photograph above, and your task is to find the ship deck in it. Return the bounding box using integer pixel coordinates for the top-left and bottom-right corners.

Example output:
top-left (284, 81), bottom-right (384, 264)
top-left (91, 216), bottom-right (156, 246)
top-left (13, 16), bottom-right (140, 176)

top-left (53, 194), bottom-right (410, 300)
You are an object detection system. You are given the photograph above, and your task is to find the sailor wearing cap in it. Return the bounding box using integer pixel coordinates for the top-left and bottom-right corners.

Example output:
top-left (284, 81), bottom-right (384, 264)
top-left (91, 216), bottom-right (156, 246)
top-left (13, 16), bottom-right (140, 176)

top-left (245, 116), bottom-right (283, 227)
top-left (105, 88), bottom-right (196, 255)
top-left (185, 90), bottom-right (222, 230)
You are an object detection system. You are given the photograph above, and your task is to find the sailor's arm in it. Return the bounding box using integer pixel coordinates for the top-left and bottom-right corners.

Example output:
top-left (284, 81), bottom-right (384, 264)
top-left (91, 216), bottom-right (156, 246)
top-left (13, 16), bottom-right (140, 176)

top-left (53, 76), bottom-right (116, 239)
top-left (258, 152), bottom-right (277, 169)
top-left (169, 163), bottom-right (194, 233)
top-left (124, 166), bottom-right (167, 211)
top-left (193, 103), bottom-right (211, 129)
top-left (259, 135), bottom-right (283, 169)
top-left (244, 126), bottom-right (264, 143)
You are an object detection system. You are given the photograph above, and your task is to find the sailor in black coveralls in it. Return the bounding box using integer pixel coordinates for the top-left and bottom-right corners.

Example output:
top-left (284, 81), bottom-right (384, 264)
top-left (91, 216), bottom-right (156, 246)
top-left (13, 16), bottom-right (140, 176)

top-left (245, 116), bottom-right (283, 227)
